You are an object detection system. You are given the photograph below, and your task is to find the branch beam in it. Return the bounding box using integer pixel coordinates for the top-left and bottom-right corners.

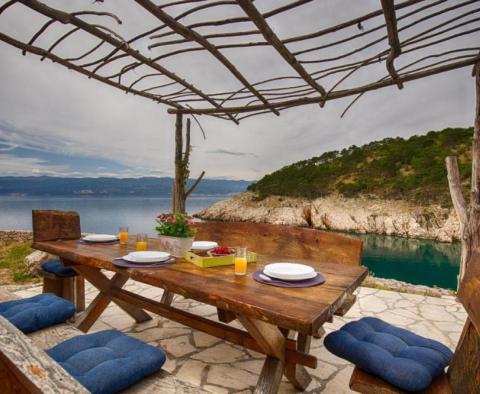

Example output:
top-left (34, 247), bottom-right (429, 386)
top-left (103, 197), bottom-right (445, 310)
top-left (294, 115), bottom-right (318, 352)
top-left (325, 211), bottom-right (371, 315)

top-left (134, 0), bottom-right (279, 116)
top-left (381, 0), bottom-right (404, 89)
top-left (16, 0), bottom-right (237, 123)
top-left (237, 0), bottom-right (327, 99)
top-left (168, 56), bottom-right (480, 115)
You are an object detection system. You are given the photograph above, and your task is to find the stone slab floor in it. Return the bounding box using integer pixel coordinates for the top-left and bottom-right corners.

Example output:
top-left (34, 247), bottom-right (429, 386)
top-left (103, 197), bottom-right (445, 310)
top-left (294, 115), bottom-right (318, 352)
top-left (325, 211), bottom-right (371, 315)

top-left (12, 283), bottom-right (466, 394)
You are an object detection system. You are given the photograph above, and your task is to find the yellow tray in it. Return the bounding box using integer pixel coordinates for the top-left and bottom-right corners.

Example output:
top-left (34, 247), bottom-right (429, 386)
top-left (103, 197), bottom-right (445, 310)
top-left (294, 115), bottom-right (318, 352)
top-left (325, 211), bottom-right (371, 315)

top-left (185, 251), bottom-right (257, 268)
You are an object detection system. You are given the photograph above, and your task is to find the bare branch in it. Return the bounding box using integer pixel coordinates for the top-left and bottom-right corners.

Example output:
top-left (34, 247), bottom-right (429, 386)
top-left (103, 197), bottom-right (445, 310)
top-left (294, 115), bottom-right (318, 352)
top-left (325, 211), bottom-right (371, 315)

top-left (134, 0), bottom-right (280, 116)
top-left (380, 0), bottom-right (403, 89)
top-left (185, 171), bottom-right (206, 198)
top-left (446, 156), bottom-right (469, 226)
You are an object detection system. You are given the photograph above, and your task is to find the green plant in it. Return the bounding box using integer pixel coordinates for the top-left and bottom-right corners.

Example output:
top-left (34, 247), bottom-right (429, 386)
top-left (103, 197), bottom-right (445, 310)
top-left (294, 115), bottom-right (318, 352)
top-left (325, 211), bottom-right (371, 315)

top-left (155, 213), bottom-right (195, 238)
top-left (249, 127), bottom-right (473, 205)
top-left (0, 241), bottom-right (39, 284)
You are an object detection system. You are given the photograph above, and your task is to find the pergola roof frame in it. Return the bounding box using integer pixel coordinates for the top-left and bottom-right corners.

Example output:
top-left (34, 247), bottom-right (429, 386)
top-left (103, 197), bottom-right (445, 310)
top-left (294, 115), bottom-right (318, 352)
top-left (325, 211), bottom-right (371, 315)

top-left (0, 0), bottom-right (479, 123)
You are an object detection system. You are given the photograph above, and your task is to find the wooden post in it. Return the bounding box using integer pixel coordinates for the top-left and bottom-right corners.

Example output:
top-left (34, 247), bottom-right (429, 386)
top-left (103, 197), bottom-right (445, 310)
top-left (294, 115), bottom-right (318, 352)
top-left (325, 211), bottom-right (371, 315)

top-left (173, 112), bottom-right (184, 214)
top-left (446, 63), bottom-right (480, 288)
top-left (171, 113), bottom-right (205, 214)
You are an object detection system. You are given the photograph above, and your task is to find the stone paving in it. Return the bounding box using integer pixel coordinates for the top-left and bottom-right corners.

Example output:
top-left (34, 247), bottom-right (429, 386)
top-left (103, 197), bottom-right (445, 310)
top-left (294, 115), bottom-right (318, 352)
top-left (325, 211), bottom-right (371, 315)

top-left (13, 283), bottom-right (466, 394)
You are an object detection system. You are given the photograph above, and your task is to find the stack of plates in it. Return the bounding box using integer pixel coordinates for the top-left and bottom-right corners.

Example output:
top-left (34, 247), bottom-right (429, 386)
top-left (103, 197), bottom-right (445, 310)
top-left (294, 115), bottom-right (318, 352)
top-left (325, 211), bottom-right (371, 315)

top-left (191, 241), bottom-right (218, 251)
top-left (263, 263), bottom-right (317, 281)
top-left (122, 251), bottom-right (171, 264)
top-left (82, 234), bottom-right (118, 243)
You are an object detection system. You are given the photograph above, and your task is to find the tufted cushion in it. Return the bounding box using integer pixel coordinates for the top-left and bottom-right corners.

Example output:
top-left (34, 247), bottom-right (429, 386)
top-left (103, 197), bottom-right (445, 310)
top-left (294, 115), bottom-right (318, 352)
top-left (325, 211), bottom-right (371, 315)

top-left (0, 293), bottom-right (75, 333)
top-left (47, 330), bottom-right (166, 394)
top-left (324, 317), bottom-right (453, 392)
top-left (42, 259), bottom-right (77, 277)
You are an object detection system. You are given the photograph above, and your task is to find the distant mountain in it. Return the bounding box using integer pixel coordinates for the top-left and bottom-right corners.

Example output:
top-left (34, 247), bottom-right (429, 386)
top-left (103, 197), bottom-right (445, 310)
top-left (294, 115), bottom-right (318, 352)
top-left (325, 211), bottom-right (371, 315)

top-left (0, 176), bottom-right (251, 196)
top-left (248, 127), bottom-right (473, 205)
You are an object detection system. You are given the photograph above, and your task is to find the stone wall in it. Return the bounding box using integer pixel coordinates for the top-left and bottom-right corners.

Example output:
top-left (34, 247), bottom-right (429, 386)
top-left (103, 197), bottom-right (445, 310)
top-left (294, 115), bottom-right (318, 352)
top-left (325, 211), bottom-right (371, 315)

top-left (0, 230), bottom-right (32, 243)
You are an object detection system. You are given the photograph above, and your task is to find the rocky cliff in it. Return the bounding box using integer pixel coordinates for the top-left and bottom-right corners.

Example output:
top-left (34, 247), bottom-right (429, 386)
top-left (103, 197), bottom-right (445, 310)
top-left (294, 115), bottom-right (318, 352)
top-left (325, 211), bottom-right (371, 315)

top-left (195, 192), bottom-right (460, 242)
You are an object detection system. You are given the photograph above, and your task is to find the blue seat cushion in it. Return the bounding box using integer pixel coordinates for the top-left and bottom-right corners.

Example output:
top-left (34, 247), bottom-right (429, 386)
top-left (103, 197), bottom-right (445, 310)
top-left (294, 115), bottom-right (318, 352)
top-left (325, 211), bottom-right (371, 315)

top-left (42, 260), bottom-right (77, 277)
top-left (0, 293), bottom-right (75, 333)
top-left (47, 330), bottom-right (166, 394)
top-left (324, 317), bottom-right (453, 392)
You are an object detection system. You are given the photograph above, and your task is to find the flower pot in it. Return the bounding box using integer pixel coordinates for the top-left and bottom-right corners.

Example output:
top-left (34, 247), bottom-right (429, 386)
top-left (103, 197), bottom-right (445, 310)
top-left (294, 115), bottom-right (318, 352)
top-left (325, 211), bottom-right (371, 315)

top-left (157, 235), bottom-right (194, 258)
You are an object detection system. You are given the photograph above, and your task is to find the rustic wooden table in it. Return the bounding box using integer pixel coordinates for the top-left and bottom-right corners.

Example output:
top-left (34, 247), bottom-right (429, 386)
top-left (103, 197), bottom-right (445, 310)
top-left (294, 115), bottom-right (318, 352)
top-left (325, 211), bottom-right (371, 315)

top-left (33, 237), bottom-right (368, 393)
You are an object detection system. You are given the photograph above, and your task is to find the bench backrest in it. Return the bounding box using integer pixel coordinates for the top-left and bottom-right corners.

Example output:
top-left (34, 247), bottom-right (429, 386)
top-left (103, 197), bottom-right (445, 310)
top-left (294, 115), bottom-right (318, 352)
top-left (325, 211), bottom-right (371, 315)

top-left (447, 248), bottom-right (480, 393)
top-left (193, 221), bottom-right (362, 265)
top-left (32, 210), bottom-right (81, 242)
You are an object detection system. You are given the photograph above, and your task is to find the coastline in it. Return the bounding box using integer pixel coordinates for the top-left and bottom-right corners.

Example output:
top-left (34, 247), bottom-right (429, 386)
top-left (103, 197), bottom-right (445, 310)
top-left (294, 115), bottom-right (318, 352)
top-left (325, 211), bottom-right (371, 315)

top-left (195, 192), bottom-right (460, 243)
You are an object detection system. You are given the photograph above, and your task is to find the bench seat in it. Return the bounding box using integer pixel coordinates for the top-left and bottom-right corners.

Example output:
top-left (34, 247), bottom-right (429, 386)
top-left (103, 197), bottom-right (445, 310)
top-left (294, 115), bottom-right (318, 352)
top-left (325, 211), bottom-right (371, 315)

top-left (0, 287), bottom-right (206, 393)
top-left (350, 367), bottom-right (452, 394)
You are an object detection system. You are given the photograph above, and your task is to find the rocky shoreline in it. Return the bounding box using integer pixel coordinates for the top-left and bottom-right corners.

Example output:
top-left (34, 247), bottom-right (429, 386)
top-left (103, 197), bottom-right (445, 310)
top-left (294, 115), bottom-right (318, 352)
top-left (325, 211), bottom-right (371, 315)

top-left (195, 192), bottom-right (460, 243)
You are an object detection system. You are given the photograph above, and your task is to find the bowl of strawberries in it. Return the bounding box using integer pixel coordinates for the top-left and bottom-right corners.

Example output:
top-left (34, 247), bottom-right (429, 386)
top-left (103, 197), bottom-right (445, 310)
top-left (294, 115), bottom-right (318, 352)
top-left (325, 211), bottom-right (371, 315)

top-left (208, 245), bottom-right (234, 257)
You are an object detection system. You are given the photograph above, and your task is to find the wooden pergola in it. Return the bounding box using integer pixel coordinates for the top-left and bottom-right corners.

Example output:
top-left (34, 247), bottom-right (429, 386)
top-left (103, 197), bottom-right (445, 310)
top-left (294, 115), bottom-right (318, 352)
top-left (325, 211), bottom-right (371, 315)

top-left (0, 0), bottom-right (479, 284)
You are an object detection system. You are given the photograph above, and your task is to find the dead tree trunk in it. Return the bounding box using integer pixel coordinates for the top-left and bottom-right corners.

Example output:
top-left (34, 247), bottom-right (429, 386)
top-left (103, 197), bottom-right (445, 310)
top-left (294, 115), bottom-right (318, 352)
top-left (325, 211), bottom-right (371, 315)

top-left (446, 63), bottom-right (480, 288)
top-left (172, 113), bottom-right (206, 214)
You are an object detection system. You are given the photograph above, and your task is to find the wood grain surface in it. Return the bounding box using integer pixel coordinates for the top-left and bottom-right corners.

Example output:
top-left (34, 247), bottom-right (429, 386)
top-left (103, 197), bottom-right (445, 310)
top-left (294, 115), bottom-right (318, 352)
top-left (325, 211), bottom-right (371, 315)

top-left (32, 210), bottom-right (81, 242)
top-left (448, 319), bottom-right (480, 394)
top-left (33, 236), bottom-right (367, 335)
top-left (193, 221), bottom-right (362, 266)
top-left (0, 316), bottom-right (88, 394)
top-left (349, 367), bottom-right (452, 394)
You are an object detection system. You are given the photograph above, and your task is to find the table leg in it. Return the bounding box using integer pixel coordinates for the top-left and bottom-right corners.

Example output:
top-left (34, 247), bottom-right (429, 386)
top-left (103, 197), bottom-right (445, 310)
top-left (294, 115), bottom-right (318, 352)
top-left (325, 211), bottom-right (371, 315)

top-left (160, 290), bottom-right (174, 306)
top-left (75, 290), bottom-right (112, 332)
top-left (237, 315), bottom-right (286, 393)
top-left (313, 326), bottom-right (326, 339)
top-left (285, 333), bottom-right (312, 390)
top-left (217, 308), bottom-right (236, 323)
top-left (75, 275), bottom-right (86, 312)
top-left (72, 266), bottom-right (151, 332)
top-left (255, 356), bottom-right (284, 394)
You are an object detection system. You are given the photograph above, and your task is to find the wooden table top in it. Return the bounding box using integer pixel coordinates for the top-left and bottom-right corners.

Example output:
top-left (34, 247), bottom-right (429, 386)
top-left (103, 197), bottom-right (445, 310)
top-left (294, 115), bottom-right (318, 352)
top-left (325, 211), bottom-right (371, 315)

top-left (33, 238), bottom-right (368, 334)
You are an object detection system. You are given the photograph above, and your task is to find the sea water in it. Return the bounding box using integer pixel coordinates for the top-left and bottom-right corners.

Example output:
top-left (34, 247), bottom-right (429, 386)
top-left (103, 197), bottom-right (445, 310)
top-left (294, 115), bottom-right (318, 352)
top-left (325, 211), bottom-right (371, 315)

top-left (0, 196), bottom-right (460, 289)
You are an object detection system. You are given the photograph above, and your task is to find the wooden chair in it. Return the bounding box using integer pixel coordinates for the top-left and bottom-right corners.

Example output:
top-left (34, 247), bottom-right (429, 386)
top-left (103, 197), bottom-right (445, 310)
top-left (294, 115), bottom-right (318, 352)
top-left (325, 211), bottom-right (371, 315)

top-left (349, 247), bottom-right (480, 394)
top-left (32, 210), bottom-right (85, 313)
top-left (193, 221), bottom-right (363, 327)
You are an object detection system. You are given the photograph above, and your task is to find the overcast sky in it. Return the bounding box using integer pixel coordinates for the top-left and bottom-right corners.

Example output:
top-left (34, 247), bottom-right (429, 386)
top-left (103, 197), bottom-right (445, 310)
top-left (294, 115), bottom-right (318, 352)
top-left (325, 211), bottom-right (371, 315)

top-left (0, 0), bottom-right (478, 180)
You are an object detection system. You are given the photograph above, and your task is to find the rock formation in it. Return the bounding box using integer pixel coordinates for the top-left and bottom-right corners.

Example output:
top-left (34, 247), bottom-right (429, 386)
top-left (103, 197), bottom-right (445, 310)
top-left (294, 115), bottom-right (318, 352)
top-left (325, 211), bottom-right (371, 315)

top-left (196, 192), bottom-right (460, 242)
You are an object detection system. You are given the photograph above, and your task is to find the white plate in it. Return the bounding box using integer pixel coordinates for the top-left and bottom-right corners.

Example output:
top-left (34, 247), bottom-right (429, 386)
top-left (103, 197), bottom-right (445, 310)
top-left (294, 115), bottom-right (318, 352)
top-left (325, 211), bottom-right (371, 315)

top-left (264, 263), bottom-right (316, 281)
top-left (124, 251), bottom-right (170, 263)
top-left (191, 241), bottom-right (218, 251)
top-left (83, 234), bottom-right (118, 242)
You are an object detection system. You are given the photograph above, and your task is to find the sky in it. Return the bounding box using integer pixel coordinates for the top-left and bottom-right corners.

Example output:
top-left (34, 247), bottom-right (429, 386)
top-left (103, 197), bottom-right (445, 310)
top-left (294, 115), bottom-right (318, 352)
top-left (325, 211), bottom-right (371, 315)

top-left (0, 0), bottom-right (478, 180)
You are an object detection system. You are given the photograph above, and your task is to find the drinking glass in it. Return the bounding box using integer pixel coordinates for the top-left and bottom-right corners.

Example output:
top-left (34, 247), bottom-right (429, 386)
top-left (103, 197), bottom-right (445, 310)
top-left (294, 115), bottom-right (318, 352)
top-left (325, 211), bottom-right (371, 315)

top-left (118, 226), bottom-right (129, 245)
top-left (136, 233), bottom-right (148, 251)
top-left (234, 247), bottom-right (248, 276)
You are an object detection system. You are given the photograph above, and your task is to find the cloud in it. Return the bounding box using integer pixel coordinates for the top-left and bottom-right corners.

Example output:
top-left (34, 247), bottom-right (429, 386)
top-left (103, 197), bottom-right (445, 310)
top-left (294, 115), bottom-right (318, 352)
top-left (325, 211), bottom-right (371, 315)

top-left (0, 153), bottom-right (68, 176)
top-left (207, 149), bottom-right (259, 158)
top-left (0, 1), bottom-right (477, 181)
top-left (0, 143), bottom-right (17, 151)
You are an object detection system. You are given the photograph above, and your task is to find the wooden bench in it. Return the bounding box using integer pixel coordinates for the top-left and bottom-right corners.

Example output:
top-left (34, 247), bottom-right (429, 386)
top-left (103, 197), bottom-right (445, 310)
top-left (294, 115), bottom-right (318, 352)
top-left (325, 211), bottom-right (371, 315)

top-left (349, 247), bottom-right (480, 394)
top-left (193, 221), bottom-right (363, 331)
top-left (32, 210), bottom-right (85, 313)
top-left (0, 288), bottom-right (205, 393)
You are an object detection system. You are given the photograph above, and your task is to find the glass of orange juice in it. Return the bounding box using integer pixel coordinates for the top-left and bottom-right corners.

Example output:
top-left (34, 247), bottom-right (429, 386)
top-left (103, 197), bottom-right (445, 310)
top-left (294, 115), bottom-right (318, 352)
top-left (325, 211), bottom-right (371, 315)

top-left (234, 247), bottom-right (248, 276)
top-left (118, 226), bottom-right (129, 245)
top-left (136, 233), bottom-right (148, 251)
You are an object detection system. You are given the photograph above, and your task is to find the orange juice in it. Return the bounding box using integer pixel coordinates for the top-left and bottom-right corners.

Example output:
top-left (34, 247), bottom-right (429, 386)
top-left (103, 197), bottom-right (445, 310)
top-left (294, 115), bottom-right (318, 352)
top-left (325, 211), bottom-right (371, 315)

top-left (234, 257), bottom-right (247, 276)
top-left (119, 231), bottom-right (129, 245)
top-left (136, 241), bottom-right (147, 251)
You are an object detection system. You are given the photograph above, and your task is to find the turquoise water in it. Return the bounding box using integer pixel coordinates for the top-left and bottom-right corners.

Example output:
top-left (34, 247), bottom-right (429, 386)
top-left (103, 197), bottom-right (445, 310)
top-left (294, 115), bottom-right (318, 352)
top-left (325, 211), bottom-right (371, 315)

top-left (0, 196), bottom-right (460, 289)
top-left (350, 233), bottom-right (460, 290)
